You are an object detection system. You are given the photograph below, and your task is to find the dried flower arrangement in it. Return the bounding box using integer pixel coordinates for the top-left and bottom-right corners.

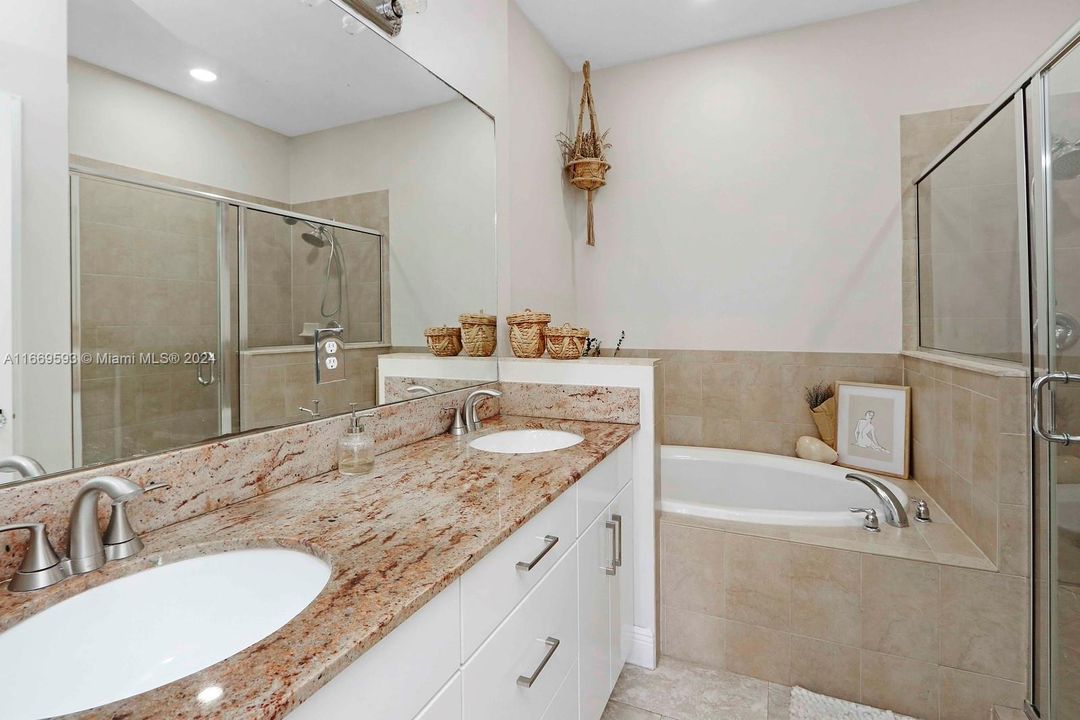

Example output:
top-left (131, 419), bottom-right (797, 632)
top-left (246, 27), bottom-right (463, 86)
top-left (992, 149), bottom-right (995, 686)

top-left (582, 330), bottom-right (626, 358)
top-left (804, 381), bottom-right (838, 448)
top-left (556, 61), bottom-right (611, 246)
top-left (804, 382), bottom-right (834, 409)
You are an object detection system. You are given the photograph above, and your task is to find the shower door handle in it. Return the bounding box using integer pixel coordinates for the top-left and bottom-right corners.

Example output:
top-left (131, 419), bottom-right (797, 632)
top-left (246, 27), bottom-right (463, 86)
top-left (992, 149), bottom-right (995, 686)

top-left (196, 352), bottom-right (217, 387)
top-left (1033, 371), bottom-right (1080, 444)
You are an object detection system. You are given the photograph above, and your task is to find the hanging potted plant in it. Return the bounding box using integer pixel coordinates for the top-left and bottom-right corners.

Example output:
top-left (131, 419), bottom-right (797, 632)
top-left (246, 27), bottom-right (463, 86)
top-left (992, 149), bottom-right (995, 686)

top-left (557, 61), bottom-right (612, 246)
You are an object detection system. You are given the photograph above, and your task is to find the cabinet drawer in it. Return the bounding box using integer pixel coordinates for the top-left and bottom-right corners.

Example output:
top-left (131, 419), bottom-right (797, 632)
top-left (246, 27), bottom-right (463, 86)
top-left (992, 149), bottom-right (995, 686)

top-left (462, 548), bottom-right (579, 720)
top-left (577, 452), bottom-right (619, 535)
top-left (540, 661), bottom-right (579, 720)
top-left (415, 674), bottom-right (461, 720)
top-left (461, 485), bottom-right (576, 659)
top-left (287, 582), bottom-right (461, 720)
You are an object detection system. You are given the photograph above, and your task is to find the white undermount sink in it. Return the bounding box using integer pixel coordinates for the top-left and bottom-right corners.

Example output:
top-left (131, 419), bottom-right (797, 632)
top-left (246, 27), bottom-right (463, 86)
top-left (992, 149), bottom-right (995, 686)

top-left (469, 429), bottom-right (584, 454)
top-left (0, 548), bottom-right (330, 719)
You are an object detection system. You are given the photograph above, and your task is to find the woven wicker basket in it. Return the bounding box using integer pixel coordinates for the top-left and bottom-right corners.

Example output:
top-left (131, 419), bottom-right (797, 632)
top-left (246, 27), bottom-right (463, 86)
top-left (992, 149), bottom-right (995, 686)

top-left (544, 323), bottom-right (589, 360)
top-left (506, 309), bottom-right (551, 359)
top-left (459, 312), bottom-right (497, 357)
top-left (424, 326), bottom-right (462, 357)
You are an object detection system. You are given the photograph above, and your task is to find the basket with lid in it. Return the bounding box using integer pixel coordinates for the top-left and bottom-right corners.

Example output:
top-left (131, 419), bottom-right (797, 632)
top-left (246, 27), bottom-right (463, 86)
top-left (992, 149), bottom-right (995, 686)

top-left (543, 323), bottom-right (589, 360)
top-left (458, 311), bottom-right (497, 357)
top-left (505, 309), bottom-right (551, 358)
top-left (424, 326), bottom-right (462, 357)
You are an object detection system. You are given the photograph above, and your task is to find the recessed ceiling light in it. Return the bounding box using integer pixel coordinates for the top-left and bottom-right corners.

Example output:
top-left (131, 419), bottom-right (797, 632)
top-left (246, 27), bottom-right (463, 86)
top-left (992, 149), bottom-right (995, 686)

top-left (189, 68), bottom-right (217, 83)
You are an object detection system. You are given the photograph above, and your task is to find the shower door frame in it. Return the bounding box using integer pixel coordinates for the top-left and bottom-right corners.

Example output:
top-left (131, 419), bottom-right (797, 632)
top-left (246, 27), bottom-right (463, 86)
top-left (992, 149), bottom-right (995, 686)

top-left (68, 166), bottom-right (387, 461)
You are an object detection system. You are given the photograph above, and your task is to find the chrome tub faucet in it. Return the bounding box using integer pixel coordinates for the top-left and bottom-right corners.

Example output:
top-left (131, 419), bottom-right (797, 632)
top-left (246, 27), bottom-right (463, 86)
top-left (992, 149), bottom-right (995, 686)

top-left (846, 472), bottom-right (909, 528)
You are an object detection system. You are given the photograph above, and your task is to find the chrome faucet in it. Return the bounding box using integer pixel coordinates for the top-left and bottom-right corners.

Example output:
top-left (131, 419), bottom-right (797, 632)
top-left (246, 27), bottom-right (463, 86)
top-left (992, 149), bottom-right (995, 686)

top-left (846, 472), bottom-right (909, 528)
top-left (2, 476), bottom-right (166, 592)
top-left (407, 385), bottom-right (436, 396)
top-left (0, 454), bottom-right (46, 479)
top-left (68, 476), bottom-right (146, 575)
top-left (462, 388), bottom-right (502, 433)
top-left (298, 400), bottom-right (321, 418)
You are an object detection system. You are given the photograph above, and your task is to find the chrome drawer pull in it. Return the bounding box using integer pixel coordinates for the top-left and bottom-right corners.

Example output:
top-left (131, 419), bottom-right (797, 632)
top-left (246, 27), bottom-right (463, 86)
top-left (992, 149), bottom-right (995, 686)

top-left (612, 514), bottom-right (623, 568)
top-left (605, 519), bottom-right (618, 576)
top-left (516, 535), bottom-right (559, 572)
top-left (517, 637), bottom-right (560, 688)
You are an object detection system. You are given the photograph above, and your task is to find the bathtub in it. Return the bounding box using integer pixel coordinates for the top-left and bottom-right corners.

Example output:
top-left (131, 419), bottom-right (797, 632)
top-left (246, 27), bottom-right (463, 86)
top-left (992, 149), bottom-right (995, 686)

top-left (660, 446), bottom-right (909, 527)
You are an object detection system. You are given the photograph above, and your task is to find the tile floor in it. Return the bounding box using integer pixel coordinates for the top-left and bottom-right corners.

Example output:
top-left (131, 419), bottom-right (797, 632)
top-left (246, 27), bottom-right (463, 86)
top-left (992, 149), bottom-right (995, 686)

top-left (603, 657), bottom-right (791, 720)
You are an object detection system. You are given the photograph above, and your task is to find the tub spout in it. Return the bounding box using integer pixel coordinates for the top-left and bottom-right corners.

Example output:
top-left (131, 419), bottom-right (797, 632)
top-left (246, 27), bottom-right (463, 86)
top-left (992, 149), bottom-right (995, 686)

top-left (846, 472), bottom-right (908, 528)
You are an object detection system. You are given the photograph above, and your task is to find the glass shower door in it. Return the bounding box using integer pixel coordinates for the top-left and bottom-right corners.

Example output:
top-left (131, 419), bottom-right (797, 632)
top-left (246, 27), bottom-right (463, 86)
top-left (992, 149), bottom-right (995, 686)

top-left (1033, 41), bottom-right (1080, 719)
top-left (71, 174), bottom-right (230, 465)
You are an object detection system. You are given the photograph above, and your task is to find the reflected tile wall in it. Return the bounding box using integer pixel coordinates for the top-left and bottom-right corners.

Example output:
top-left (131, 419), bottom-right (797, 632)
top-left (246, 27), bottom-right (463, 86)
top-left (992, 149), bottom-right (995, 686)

top-left (78, 177), bottom-right (222, 464)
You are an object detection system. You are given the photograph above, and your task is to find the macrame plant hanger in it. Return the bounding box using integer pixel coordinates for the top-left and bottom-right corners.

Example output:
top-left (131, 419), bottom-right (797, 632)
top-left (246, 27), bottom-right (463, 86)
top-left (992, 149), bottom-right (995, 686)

top-left (565, 61), bottom-right (610, 246)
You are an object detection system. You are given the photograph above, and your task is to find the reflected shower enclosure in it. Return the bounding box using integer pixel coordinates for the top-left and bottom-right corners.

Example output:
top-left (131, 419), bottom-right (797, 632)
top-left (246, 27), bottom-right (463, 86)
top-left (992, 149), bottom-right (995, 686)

top-left (71, 172), bottom-right (386, 467)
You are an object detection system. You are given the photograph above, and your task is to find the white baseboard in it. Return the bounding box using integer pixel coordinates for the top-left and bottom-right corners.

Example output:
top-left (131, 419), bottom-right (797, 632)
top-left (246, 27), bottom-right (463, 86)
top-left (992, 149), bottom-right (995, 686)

top-left (626, 625), bottom-right (656, 670)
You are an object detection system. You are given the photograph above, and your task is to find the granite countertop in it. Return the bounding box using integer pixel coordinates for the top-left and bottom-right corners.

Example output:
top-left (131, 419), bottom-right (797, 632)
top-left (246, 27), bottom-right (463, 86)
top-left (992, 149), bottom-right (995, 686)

top-left (0, 415), bottom-right (637, 719)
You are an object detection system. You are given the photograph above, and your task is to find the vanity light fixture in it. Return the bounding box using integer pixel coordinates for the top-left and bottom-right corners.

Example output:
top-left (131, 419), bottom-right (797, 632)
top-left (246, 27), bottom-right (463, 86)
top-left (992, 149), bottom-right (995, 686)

top-left (339, 0), bottom-right (425, 37)
top-left (189, 68), bottom-right (217, 83)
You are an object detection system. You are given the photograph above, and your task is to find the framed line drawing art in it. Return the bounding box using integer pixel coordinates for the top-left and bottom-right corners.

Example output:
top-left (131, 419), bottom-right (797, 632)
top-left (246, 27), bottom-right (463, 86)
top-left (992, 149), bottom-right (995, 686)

top-left (834, 382), bottom-right (911, 478)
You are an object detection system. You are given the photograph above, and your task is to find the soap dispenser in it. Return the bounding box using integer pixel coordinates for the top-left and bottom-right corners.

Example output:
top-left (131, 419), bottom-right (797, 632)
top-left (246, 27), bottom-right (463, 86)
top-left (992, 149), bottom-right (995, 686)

top-left (338, 404), bottom-right (376, 476)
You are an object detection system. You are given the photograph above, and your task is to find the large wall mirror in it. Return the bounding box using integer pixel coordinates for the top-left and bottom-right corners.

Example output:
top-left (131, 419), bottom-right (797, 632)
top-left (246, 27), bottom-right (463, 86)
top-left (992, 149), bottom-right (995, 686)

top-left (4, 0), bottom-right (497, 483)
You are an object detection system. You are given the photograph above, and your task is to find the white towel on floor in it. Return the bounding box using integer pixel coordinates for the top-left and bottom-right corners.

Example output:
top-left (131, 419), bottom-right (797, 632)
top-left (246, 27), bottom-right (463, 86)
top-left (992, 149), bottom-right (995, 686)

top-left (789, 687), bottom-right (919, 720)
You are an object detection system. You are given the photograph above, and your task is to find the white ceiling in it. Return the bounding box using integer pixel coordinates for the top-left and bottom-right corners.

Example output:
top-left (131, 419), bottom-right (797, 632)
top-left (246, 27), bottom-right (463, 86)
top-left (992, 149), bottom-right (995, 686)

top-left (515, 0), bottom-right (920, 69)
top-left (68, 0), bottom-right (460, 137)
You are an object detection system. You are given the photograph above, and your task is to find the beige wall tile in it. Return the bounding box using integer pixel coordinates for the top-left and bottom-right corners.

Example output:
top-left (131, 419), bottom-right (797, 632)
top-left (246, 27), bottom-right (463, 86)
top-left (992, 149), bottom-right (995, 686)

top-left (723, 621), bottom-right (791, 685)
top-left (790, 544), bottom-right (861, 646)
top-left (789, 635), bottom-right (860, 703)
top-left (997, 503), bottom-right (1029, 578)
top-left (998, 433), bottom-right (1030, 506)
top-left (861, 555), bottom-right (940, 663)
top-left (724, 534), bottom-right (791, 631)
top-left (940, 567), bottom-right (1027, 682)
top-left (661, 605), bottom-right (725, 671)
top-left (661, 522), bottom-right (725, 616)
top-left (861, 650), bottom-right (940, 720)
top-left (665, 415), bottom-right (703, 446)
top-left (939, 666), bottom-right (1025, 720)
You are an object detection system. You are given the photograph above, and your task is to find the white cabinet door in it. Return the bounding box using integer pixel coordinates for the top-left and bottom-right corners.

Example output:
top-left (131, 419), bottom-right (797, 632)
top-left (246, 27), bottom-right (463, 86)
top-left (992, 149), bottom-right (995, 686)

top-left (609, 481), bottom-right (635, 689)
top-left (578, 507), bottom-right (614, 720)
top-left (462, 548), bottom-right (578, 720)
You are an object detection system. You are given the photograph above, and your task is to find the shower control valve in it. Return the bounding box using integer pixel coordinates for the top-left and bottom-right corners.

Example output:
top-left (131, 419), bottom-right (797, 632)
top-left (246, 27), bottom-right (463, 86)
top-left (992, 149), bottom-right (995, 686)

top-left (850, 507), bottom-right (881, 532)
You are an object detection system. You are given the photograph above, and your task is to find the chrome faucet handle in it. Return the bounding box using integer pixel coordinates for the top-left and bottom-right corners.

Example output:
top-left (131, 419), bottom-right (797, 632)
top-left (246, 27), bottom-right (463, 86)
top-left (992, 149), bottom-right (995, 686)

top-left (446, 407), bottom-right (468, 436)
top-left (912, 497), bottom-right (931, 523)
top-left (850, 507), bottom-right (881, 532)
top-left (0, 522), bottom-right (67, 592)
top-left (102, 482), bottom-right (168, 562)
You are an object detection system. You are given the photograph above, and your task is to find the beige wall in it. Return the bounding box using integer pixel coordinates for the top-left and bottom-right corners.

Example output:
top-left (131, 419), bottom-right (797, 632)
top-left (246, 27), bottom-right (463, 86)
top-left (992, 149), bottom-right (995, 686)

top-left (68, 59), bottom-right (292, 204)
top-left (0, 0), bottom-right (73, 473)
top-left (507, 2), bottom-right (577, 321)
top-left (637, 349), bottom-right (901, 454)
top-left (569, 0), bottom-right (1080, 353)
top-left (661, 519), bottom-right (1028, 720)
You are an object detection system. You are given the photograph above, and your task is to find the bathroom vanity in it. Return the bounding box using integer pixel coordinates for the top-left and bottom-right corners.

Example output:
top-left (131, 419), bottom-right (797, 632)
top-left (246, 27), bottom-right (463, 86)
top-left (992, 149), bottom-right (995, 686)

top-left (0, 415), bottom-right (639, 719)
top-left (290, 431), bottom-right (635, 720)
